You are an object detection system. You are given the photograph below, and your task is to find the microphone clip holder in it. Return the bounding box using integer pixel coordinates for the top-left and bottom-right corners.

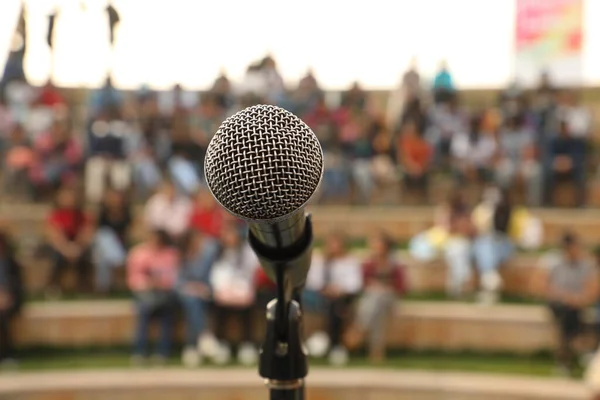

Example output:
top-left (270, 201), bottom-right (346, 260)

top-left (259, 297), bottom-right (307, 399)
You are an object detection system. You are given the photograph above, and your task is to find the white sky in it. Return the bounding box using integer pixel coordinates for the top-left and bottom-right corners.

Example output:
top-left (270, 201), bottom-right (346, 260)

top-left (2, 0), bottom-right (600, 90)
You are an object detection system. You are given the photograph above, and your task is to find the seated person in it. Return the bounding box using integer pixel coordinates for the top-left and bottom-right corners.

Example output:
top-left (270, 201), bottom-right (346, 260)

top-left (545, 233), bottom-right (598, 376)
top-left (168, 121), bottom-right (204, 196)
top-left (0, 231), bottom-right (24, 367)
top-left (495, 114), bottom-right (542, 206)
top-left (544, 120), bottom-right (586, 207)
top-left (2, 124), bottom-right (34, 199)
top-left (451, 114), bottom-right (497, 184)
top-left (93, 189), bottom-right (132, 293)
top-left (178, 231), bottom-right (215, 368)
top-left (345, 232), bottom-right (406, 363)
top-left (594, 247), bottom-right (600, 350)
top-left (444, 210), bottom-right (475, 298)
top-left (472, 188), bottom-right (515, 304)
top-left (127, 229), bottom-right (180, 366)
top-left (188, 188), bottom-right (223, 262)
top-left (85, 107), bottom-right (132, 204)
top-left (304, 232), bottom-right (363, 365)
top-left (144, 179), bottom-right (192, 242)
top-left (44, 186), bottom-right (94, 297)
top-left (29, 119), bottom-right (82, 198)
top-left (432, 61), bottom-right (455, 104)
top-left (397, 120), bottom-right (432, 198)
top-left (209, 223), bottom-right (259, 366)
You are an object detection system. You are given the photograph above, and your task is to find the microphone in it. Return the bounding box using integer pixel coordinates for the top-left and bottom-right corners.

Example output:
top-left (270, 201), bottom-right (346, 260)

top-left (205, 104), bottom-right (322, 393)
top-left (204, 104), bottom-right (324, 303)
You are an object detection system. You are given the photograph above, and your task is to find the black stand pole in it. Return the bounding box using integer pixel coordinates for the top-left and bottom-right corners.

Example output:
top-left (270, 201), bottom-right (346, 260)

top-left (259, 287), bottom-right (307, 400)
top-left (249, 216), bottom-right (314, 400)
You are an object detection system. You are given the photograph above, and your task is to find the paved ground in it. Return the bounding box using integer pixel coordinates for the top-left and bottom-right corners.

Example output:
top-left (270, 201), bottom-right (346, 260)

top-left (0, 368), bottom-right (591, 399)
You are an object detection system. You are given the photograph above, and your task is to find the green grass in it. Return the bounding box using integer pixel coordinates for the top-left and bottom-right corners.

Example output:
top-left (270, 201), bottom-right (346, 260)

top-left (24, 290), bottom-right (543, 305)
top-left (11, 347), bottom-right (568, 377)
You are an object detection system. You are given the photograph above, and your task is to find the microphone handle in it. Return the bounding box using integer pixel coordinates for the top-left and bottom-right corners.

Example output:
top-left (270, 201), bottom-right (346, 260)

top-left (249, 209), bottom-right (306, 249)
top-left (248, 215), bottom-right (314, 305)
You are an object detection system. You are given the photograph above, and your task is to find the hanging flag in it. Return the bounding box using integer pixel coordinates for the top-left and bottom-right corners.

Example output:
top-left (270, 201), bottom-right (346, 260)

top-left (2, 3), bottom-right (27, 84)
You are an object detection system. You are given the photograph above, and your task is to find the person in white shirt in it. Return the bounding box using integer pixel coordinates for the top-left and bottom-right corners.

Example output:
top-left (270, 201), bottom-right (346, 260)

top-left (451, 114), bottom-right (497, 183)
top-left (495, 114), bottom-right (542, 206)
top-left (557, 91), bottom-right (591, 139)
top-left (143, 179), bottom-right (192, 241)
top-left (209, 223), bottom-right (259, 366)
top-left (304, 232), bottom-right (363, 365)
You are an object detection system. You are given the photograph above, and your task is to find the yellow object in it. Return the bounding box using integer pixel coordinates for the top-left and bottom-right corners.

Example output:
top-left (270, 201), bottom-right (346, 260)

top-left (471, 204), bottom-right (531, 241)
top-left (425, 226), bottom-right (449, 250)
top-left (471, 204), bottom-right (493, 234)
top-left (508, 206), bottom-right (529, 241)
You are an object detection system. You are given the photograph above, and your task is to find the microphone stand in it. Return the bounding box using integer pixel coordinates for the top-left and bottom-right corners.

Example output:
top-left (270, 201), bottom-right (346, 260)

top-left (259, 267), bottom-right (307, 400)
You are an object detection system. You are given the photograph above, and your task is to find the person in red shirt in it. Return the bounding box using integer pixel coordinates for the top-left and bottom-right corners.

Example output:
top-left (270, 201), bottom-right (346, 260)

top-left (45, 186), bottom-right (94, 296)
top-left (186, 188), bottom-right (224, 285)
top-left (345, 231), bottom-right (406, 363)
top-left (188, 189), bottom-right (224, 239)
top-left (397, 120), bottom-right (433, 199)
top-left (36, 82), bottom-right (65, 108)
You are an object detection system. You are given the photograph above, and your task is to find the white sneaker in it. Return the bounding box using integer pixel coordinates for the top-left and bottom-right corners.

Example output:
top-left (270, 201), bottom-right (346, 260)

top-left (182, 346), bottom-right (201, 368)
top-left (553, 364), bottom-right (570, 377)
top-left (151, 354), bottom-right (167, 367)
top-left (237, 342), bottom-right (258, 366)
top-left (306, 331), bottom-right (330, 358)
top-left (198, 333), bottom-right (219, 359)
top-left (130, 355), bottom-right (147, 367)
top-left (328, 345), bottom-right (349, 366)
top-left (481, 271), bottom-right (503, 292)
top-left (213, 341), bottom-right (231, 365)
top-left (0, 358), bottom-right (18, 370)
top-left (581, 351), bottom-right (596, 367)
top-left (477, 290), bottom-right (499, 305)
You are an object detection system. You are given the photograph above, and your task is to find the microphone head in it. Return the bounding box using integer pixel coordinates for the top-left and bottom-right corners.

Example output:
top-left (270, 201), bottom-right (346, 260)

top-left (204, 104), bottom-right (324, 222)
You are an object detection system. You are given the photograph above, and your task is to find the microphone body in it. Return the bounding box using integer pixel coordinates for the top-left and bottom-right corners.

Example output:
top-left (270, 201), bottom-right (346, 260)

top-left (204, 104), bottom-right (324, 299)
top-left (204, 104), bottom-right (323, 388)
top-left (247, 211), bottom-right (313, 304)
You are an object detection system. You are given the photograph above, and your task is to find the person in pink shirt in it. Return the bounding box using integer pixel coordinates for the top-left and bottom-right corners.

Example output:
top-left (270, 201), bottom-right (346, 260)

top-left (127, 229), bottom-right (180, 365)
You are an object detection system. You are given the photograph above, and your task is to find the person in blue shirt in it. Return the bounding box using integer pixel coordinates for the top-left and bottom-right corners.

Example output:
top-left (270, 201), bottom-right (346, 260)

top-left (544, 120), bottom-right (586, 206)
top-left (433, 61), bottom-right (455, 104)
top-left (177, 231), bottom-right (217, 367)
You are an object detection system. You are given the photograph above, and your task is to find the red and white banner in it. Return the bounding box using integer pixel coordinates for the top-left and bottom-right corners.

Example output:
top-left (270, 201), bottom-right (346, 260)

top-left (515, 0), bottom-right (584, 86)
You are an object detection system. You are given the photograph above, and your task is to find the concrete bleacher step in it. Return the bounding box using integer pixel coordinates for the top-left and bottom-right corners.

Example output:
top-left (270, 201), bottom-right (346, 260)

top-left (0, 203), bottom-right (588, 298)
top-left (18, 251), bottom-right (547, 298)
top-left (309, 207), bottom-right (600, 245)
top-left (3, 205), bottom-right (600, 249)
top-left (0, 369), bottom-right (589, 400)
top-left (15, 300), bottom-right (568, 354)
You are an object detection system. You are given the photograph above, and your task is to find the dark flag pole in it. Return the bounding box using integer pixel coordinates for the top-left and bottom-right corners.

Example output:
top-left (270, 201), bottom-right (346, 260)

top-left (47, 8), bottom-right (57, 83)
top-left (106, 2), bottom-right (120, 80)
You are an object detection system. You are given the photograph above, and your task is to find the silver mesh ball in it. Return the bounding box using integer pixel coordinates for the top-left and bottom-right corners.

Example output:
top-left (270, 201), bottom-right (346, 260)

top-left (204, 104), bottom-right (324, 221)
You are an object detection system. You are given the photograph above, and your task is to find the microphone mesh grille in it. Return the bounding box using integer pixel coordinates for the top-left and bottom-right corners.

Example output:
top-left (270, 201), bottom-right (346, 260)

top-left (204, 104), bottom-right (323, 221)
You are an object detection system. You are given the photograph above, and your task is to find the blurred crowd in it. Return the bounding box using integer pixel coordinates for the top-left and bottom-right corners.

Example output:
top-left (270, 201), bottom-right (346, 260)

top-left (0, 55), bottom-right (596, 207)
top-left (4, 181), bottom-right (406, 368)
top-left (0, 54), bottom-right (598, 375)
top-left (0, 178), bottom-right (598, 375)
